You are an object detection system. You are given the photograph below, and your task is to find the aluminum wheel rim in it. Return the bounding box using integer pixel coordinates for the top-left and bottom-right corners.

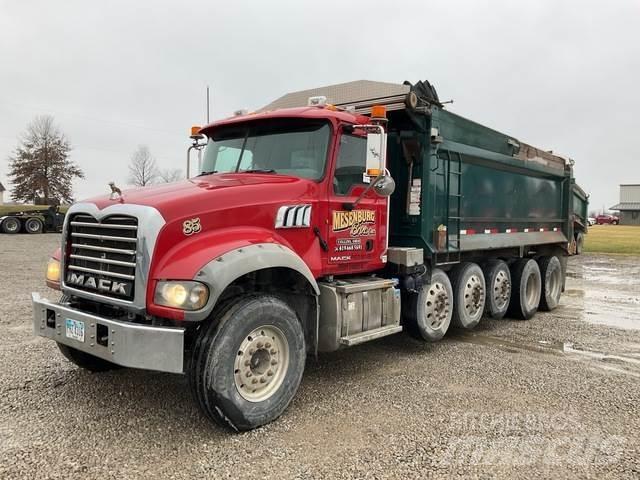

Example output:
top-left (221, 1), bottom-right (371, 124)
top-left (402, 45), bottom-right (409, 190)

top-left (234, 325), bottom-right (289, 403)
top-left (26, 220), bottom-right (40, 232)
top-left (5, 220), bottom-right (18, 232)
top-left (493, 270), bottom-right (511, 310)
top-left (464, 274), bottom-right (484, 318)
top-left (425, 282), bottom-right (450, 330)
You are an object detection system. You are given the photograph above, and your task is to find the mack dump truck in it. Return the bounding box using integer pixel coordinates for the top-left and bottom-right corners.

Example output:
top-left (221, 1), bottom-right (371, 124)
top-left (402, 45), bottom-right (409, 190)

top-left (33, 80), bottom-right (586, 431)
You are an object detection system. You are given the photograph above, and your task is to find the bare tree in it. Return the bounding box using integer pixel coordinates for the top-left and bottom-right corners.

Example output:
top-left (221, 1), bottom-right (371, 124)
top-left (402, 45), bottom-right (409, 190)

top-left (8, 115), bottom-right (84, 204)
top-left (158, 168), bottom-right (184, 183)
top-left (128, 145), bottom-right (158, 187)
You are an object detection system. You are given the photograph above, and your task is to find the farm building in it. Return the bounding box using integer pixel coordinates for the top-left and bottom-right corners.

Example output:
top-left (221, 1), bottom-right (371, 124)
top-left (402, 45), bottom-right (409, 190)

top-left (610, 184), bottom-right (640, 225)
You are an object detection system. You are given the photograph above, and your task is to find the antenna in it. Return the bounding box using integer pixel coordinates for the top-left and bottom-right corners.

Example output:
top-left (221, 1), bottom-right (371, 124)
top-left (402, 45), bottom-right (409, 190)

top-left (206, 85), bottom-right (210, 124)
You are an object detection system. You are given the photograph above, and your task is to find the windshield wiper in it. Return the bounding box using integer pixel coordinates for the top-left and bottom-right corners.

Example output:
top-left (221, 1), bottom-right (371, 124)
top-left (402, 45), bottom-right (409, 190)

top-left (196, 170), bottom-right (217, 176)
top-left (240, 169), bottom-right (276, 174)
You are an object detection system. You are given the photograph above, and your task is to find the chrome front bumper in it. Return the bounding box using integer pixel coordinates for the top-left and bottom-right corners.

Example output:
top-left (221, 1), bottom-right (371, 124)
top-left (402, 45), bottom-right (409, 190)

top-left (32, 292), bottom-right (185, 373)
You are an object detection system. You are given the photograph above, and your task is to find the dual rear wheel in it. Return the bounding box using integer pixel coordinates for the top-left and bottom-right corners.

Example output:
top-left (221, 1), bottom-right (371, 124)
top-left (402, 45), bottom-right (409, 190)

top-left (409, 255), bottom-right (563, 341)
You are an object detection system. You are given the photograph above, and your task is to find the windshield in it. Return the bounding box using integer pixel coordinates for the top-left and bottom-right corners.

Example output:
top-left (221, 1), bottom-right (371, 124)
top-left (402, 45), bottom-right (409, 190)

top-left (201, 119), bottom-right (331, 180)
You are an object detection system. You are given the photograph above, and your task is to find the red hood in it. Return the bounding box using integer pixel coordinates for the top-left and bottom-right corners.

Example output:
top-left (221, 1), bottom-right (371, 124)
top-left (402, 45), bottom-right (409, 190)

top-left (83, 173), bottom-right (316, 223)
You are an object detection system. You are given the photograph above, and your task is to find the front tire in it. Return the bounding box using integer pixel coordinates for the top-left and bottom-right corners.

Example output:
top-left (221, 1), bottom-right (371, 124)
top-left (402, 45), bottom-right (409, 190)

top-left (507, 258), bottom-right (542, 320)
top-left (189, 295), bottom-right (305, 431)
top-left (57, 343), bottom-right (121, 372)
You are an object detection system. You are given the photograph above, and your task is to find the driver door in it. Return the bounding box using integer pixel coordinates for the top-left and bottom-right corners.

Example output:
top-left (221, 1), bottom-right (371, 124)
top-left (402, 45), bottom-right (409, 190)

top-left (324, 132), bottom-right (388, 275)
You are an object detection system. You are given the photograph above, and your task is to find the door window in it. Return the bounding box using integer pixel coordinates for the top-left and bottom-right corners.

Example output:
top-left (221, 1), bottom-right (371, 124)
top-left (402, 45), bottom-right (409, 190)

top-left (334, 134), bottom-right (367, 195)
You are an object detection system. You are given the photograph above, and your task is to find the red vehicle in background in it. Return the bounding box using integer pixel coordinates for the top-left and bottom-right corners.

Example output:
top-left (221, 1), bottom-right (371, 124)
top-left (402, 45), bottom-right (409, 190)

top-left (595, 214), bottom-right (619, 225)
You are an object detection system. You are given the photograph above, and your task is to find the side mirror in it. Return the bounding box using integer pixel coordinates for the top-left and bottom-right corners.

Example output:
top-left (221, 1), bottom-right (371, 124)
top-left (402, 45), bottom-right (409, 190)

top-left (373, 175), bottom-right (395, 197)
top-left (366, 132), bottom-right (385, 176)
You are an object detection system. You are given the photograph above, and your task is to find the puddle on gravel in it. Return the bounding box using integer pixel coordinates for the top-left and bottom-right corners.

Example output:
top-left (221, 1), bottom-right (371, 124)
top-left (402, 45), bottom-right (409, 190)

top-left (563, 255), bottom-right (640, 331)
top-left (455, 332), bottom-right (640, 378)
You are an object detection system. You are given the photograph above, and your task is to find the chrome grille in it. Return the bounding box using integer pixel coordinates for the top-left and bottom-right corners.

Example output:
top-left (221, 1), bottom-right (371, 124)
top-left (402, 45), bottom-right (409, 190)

top-left (65, 214), bottom-right (138, 301)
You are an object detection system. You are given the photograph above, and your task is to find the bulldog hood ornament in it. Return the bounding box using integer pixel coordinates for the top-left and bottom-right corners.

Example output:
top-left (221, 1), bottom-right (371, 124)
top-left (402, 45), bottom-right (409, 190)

top-left (109, 181), bottom-right (123, 201)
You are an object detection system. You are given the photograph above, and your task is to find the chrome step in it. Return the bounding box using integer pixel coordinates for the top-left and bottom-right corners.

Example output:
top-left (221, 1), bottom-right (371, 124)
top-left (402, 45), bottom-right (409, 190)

top-left (339, 325), bottom-right (403, 346)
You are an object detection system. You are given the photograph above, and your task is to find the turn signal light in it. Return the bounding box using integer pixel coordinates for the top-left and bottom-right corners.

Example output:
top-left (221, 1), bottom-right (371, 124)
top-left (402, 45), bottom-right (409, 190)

top-left (367, 168), bottom-right (381, 177)
top-left (371, 105), bottom-right (387, 119)
top-left (190, 125), bottom-right (202, 137)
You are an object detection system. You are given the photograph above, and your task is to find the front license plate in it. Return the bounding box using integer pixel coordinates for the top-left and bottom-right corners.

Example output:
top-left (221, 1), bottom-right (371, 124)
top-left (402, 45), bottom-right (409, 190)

top-left (65, 319), bottom-right (85, 342)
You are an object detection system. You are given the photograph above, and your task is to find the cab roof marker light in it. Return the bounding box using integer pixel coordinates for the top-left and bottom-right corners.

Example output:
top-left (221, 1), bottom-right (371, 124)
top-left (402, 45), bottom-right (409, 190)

top-left (234, 109), bottom-right (249, 116)
top-left (307, 96), bottom-right (327, 107)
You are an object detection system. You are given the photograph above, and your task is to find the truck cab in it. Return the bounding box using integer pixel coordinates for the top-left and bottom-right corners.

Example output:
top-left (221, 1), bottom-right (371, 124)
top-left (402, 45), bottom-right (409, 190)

top-left (33, 80), bottom-right (582, 431)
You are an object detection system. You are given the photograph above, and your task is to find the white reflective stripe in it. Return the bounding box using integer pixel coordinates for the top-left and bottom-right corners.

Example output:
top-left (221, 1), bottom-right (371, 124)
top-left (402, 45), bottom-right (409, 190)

top-left (275, 204), bottom-right (312, 228)
top-left (285, 208), bottom-right (297, 226)
top-left (307, 206), bottom-right (313, 225)
top-left (553, 227), bottom-right (558, 232)
top-left (460, 229), bottom-right (468, 235)
top-left (524, 228), bottom-right (530, 233)
top-left (295, 206), bottom-right (306, 225)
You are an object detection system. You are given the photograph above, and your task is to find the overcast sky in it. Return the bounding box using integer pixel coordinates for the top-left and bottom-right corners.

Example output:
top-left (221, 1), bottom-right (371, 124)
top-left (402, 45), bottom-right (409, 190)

top-left (1, 0), bottom-right (638, 212)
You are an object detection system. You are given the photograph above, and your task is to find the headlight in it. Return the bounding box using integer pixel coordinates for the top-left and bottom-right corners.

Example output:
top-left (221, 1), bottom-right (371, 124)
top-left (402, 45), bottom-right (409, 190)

top-left (46, 258), bottom-right (61, 283)
top-left (154, 281), bottom-right (209, 310)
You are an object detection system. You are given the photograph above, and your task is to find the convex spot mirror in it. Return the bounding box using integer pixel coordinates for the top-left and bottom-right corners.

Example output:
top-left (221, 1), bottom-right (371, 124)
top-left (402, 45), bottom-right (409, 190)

top-left (373, 175), bottom-right (395, 197)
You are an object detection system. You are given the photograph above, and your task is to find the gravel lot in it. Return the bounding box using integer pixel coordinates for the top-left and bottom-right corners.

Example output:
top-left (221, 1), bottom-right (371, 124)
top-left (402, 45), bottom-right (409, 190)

top-left (1, 234), bottom-right (638, 479)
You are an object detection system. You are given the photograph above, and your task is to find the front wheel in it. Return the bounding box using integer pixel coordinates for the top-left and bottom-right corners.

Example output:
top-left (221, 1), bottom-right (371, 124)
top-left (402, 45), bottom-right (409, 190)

top-left (189, 295), bottom-right (305, 431)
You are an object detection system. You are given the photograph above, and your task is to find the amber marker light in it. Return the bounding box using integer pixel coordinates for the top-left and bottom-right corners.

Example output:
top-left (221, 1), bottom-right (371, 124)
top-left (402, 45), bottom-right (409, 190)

top-left (371, 105), bottom-right (387, 119)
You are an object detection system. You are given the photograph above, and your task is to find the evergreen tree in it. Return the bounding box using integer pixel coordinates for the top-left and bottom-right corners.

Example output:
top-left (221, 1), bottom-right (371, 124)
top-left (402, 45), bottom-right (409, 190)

top-left (8, 115), bottom-right (83, 204)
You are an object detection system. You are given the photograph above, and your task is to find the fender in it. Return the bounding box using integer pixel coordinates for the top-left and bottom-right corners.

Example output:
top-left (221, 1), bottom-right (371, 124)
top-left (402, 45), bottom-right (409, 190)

top-left (184, 242), bottom-right (320, 321)
top-left (147, 226), bottom-right (320, 321)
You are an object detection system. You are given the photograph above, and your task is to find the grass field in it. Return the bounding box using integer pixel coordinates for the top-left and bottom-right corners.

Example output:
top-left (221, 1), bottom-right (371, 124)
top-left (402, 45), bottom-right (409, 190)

top-left (584, 225), bottom-right (640, 255)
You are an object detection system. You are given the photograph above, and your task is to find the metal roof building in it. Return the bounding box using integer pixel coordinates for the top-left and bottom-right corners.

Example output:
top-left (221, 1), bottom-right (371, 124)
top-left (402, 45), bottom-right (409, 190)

top-left (260, 80), bottom-right (410, 112)
top-left (610, 184), bottom-right (640, 225)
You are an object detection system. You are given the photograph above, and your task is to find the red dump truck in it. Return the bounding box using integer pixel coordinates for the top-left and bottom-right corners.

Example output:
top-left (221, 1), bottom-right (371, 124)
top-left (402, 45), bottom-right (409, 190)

top-left (33, 80), bottom-right (586, 431)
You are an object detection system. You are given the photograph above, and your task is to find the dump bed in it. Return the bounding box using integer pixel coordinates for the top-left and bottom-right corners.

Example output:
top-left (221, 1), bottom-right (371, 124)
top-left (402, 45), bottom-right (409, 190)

top-left (385, 85), bottom-right (575, 262)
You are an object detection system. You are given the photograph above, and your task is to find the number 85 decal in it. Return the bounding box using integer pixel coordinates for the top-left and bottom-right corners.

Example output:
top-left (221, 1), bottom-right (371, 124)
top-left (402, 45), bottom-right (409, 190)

top-left (183, 217), bottom-right (202, 236)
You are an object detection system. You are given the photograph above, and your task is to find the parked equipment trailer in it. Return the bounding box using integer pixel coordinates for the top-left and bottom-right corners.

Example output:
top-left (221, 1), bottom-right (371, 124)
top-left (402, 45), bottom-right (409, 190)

top-left (32, 79), bottom-right (587, 431)
top-left (0, 206), bottom-right (64, 234)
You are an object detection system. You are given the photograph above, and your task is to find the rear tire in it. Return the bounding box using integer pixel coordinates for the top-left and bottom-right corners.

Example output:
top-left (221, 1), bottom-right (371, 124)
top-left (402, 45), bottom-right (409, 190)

top-left (450, 262), bottom-right (486, 329)
top-left (189, 295), bottom-right (305, 431)
top-left (507, 258), bottom-right (541, 320)
top-left (1, 217), bottom-right (20, 234)
top-left (538, 256), bottom-right (563, 311)
top-left (575, 232), bottom-right (585, 255)
top-left (25, 217), bottom-right (44, 234)
top-left (483, 259), bottom-right (511, 319)
top-left (407, 269), bottom-right (453, 342)
top-left (57, 343), bottom-right (121, 372)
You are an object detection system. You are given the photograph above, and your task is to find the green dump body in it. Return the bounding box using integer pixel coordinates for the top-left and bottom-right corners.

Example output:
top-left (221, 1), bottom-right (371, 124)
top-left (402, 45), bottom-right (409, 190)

top-left (387, 105), bottom-right (580, 263)
top-left (571, 182), bottom-right (589, 230)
